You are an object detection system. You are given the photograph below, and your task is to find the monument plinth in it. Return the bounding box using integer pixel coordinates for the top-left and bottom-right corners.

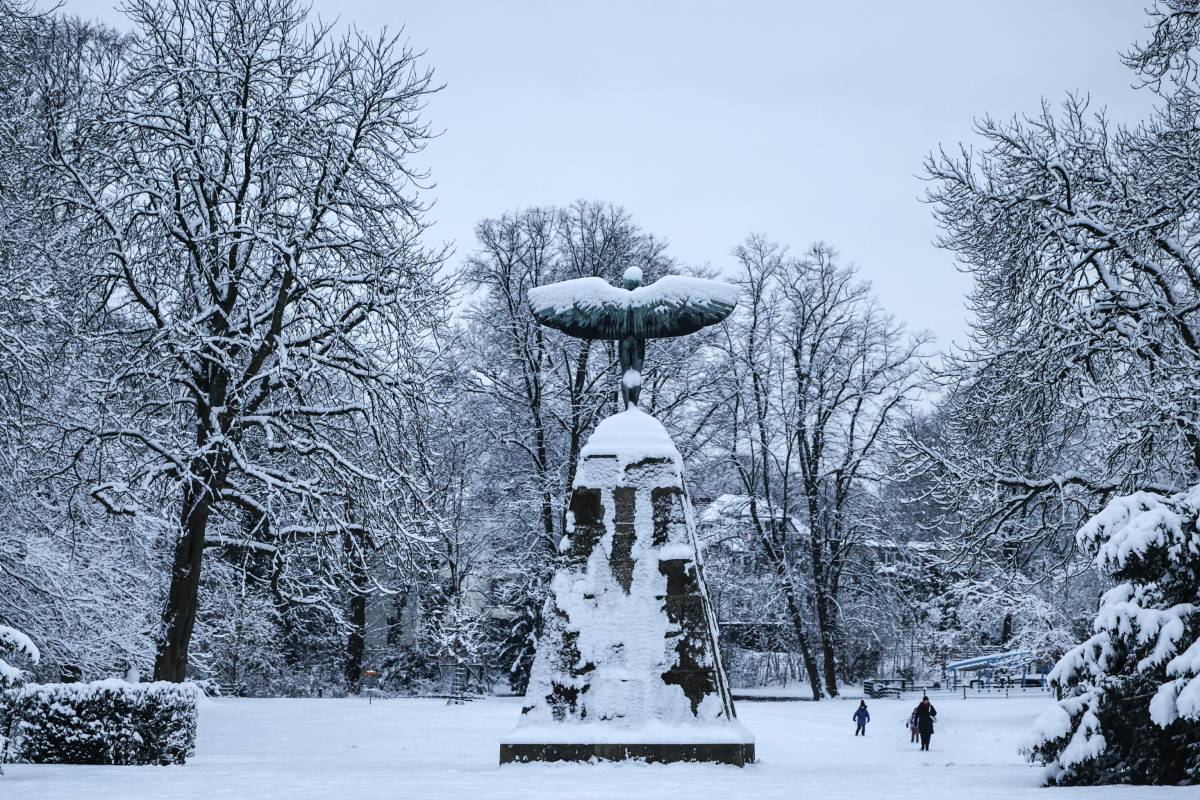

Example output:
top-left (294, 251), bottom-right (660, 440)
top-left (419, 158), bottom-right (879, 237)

top-left (501, 269), bottom-right (752, 766)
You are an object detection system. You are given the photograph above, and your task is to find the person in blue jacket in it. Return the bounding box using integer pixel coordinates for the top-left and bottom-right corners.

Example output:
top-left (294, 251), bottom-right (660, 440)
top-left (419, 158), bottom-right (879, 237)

top-left (853, 700), bottom-right (870, 735)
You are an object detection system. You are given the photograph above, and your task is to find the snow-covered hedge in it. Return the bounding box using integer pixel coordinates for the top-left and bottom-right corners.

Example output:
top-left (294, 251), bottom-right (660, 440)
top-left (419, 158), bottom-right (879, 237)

top-left (0, 680), bottom-right (199, 765)
top-left (1023, 486), bottom-right (1200, 785)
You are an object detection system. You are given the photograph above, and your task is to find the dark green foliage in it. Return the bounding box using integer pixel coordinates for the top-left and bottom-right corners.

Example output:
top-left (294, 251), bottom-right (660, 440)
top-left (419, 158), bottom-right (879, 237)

top-left (1026, 675), bottom-right (1200, 786)
top-left (496, 588), bottom-right (544, 695)
top-left (0, 681), bottom-right (198, 765)
top-left (1024, 487), bottom-right (1200, 786)
top-left (378, 647), bottom-right (439, 694)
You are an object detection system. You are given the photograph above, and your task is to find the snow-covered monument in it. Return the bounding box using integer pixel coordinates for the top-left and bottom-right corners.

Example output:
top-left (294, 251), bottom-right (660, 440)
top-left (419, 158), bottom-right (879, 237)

top-left (499, 268), bottom-right (754, 765)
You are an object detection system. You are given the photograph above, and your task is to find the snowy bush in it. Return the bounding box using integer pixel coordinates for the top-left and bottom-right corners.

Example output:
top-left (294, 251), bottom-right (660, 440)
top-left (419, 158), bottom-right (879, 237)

top-left (428, 604), bottom-right (488, 665)
top-left (1023, 486), bottom-right (1200, 785)
top-left (494, 584), bottom-right (544, 695)
top-left (0, 680), bottom-right (199, 765)
top-left (0, 626), bottom-right (39, 772)
top-left (0, 626), bottom-right (38, 690)
top-left (375, 601), bottom-right (492, 695)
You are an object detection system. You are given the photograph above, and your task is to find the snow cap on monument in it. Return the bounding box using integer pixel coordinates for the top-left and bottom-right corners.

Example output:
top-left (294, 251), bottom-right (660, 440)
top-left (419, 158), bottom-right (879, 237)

top-left (578, 407), bottom-right (682, 475)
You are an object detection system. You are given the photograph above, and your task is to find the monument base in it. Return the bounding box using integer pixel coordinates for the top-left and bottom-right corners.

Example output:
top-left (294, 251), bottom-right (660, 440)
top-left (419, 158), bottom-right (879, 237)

top-left (499, 741), bottom-right (755, 766)
top-left (504, 409), bottom-right (753, 768)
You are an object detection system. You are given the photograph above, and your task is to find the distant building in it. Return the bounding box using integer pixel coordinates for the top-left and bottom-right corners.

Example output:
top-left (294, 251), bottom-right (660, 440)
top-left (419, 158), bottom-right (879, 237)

top-left (857, 538), bottom-right (949, 577)
top-left (695, 493), bottom-right (947, 576)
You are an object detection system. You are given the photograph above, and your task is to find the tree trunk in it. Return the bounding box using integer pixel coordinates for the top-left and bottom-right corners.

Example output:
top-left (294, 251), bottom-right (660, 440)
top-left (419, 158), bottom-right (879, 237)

top-left (810, 550), bottom-right (840, 698)
top-left (752, 515), bottom-right (823, 700)
top-left (344, 589), bottom-right (367, 693)
top-left (153, 482), bottom-right (213, 682)
top-left (803, 481), bottom-right (840, 698)
top-left (778, 571), bottom-right (824, 700)
top-left (816, 590), bottom-right (840, 697)
top-left (343, 527), bottom-right (370, 692)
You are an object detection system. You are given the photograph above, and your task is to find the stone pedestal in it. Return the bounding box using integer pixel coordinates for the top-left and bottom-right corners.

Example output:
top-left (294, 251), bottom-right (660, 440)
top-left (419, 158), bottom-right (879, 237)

top-left (499, 409), bottom-right (754, 766)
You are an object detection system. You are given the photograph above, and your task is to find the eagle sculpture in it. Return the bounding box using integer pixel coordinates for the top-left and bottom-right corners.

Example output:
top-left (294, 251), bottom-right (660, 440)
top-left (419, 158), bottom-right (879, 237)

top-left (528, 267), bottom-right (738, 409)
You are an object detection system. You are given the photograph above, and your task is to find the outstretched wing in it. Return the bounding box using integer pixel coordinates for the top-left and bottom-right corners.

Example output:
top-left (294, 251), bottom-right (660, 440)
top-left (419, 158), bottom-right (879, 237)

top-left (631, 275), bottom-right (738, 338)
top-left (528, 277), bottom-right (633, 339)
top-left (528, 274), bottom-right (738, 340)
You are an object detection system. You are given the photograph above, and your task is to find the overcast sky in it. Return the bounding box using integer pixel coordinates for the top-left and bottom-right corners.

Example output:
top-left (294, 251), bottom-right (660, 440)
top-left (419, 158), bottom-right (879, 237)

top-left (62, 0), bottom-right (1154, 347)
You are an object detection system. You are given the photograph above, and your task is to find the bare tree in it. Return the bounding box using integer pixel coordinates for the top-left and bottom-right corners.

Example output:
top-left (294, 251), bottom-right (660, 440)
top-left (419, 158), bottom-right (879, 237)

top-left (714, 237), bottom-right (823, 700)
top-left (716, 237), bottom-right (927, 697)
top-left (41, 0), bottom-right (444, 681)
top-left (0, 8), bottom-right (166, 680)
top-left (913, 0), bottom-right (1200, 564)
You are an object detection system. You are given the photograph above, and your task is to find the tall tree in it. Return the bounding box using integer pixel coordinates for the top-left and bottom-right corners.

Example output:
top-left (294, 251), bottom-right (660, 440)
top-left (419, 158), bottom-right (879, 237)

top-left (716, 237), bottom-right (926, 697)
top-left (0, 7), bottom-right (162, 680)
top-left (42, 0), bottom-right (443, 681)
top-left (914, 0), bottom-right (1200, 560)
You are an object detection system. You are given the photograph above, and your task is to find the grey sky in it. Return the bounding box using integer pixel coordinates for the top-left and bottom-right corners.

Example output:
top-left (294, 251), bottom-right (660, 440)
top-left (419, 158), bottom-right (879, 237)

top-left (61, 0), bottom-right (1154, 347)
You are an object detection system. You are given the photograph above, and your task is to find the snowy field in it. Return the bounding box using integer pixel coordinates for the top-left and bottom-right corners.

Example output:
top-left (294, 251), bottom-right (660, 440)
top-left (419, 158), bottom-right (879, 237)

top-left (3, 693), bottom-right (1191, 800)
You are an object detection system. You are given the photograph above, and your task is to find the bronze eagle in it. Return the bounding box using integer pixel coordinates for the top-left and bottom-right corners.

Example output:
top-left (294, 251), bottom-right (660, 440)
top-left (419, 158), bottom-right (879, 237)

top-left (528, 267), bottom-right (738, 409)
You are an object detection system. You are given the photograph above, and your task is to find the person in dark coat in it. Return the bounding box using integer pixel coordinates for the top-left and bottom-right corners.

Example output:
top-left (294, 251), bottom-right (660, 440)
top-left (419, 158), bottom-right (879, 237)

top-left (912, 696), bottom-right (937, 751)
top-left (852, 700), bottom-right (870, 736)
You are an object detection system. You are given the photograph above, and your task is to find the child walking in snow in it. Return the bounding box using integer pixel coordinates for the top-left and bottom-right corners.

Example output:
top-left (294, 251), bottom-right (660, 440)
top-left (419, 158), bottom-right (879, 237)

top-left (907, 709), bottom-right (920, 743)
top-left (853, 700), bottom-right (870, 736)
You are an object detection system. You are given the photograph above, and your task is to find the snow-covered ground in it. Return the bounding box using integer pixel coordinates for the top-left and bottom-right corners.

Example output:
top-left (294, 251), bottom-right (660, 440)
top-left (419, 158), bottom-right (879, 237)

top-left (3, 693), bottom-right (1191, 799)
